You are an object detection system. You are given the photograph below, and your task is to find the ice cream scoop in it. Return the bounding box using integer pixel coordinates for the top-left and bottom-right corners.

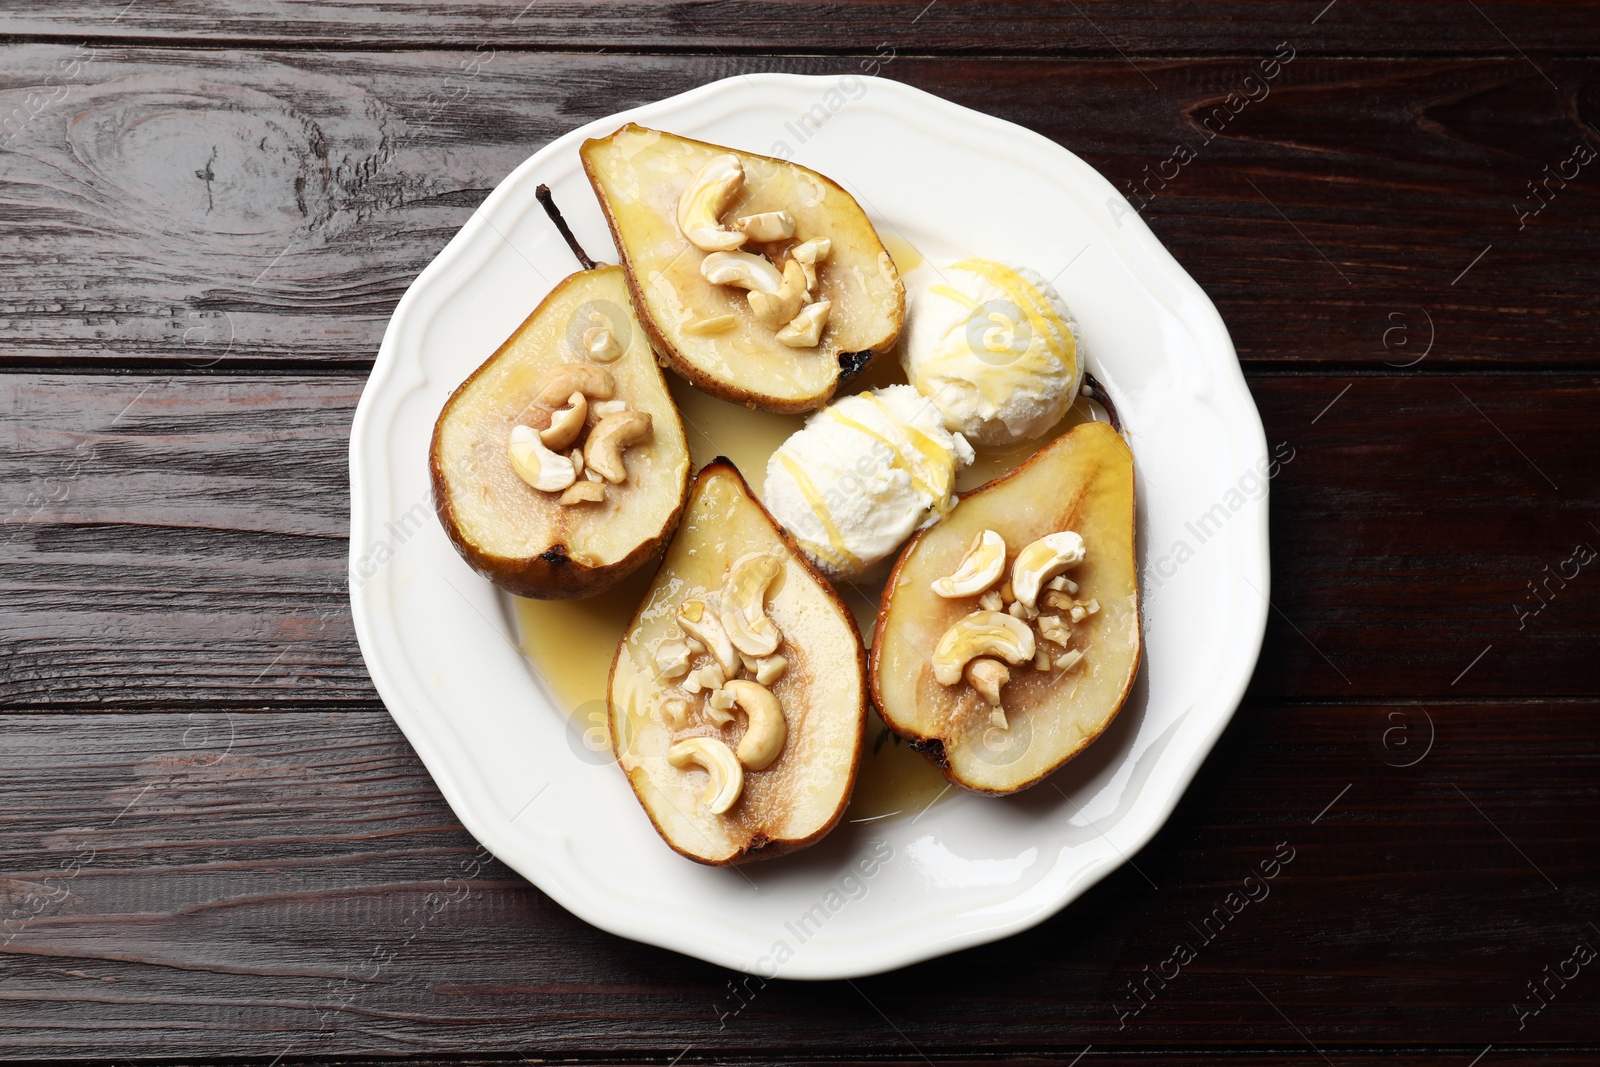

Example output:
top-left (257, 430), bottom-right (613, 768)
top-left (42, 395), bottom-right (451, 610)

top-left (762, 385), bottom-right (974, 580)
top-left (902, 258), bottom-right (1082, 447)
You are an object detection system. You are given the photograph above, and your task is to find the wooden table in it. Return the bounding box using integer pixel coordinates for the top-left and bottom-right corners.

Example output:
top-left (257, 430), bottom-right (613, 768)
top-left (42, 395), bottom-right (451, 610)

top-left (3, 3), bottom-right (1597, 1064)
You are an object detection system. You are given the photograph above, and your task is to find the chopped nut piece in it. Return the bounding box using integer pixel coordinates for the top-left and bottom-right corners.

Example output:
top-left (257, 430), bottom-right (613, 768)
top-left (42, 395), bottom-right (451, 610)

top-left (684, 314), bottom-right (738, 336)
top-left (558, 482), bottom-right (605, 511)
top-left (1043, 590), bottom-right (1075, 611)
top-left (654, 639), bottom-right (693, 680)
top-left (978, 589), bottom-right (1004, 612)
top-left (1047, 575), bottom-right (1078, 595)
top-left (1055, 649), bottom-right (1084, 671)
top-left (1007, 599), bottom-right (1038, 621)
top-left (989, 707), bottom-right (1009, 729)
top-left (1033, 646), bottom-right (1054, 671)
top-left (1038, 615), bottom-right (1072, 647)
top-left (591, 398), bottom-right (627, 418)
top-left (558, 479), bottom-right (606, 506)
top-left (789, 237), bottom-right (832, 292)
top-left (753, 654), bottom-right (788, 686)
top-left (708, 687), bottom-right (737, 712)
top-left (659, 696), bottom-right (689, 729)
top-left (732, 210), bottom-right (795, 243)
top-left (1070, 604), bottom-right (1088, 623)
top-left (682, 662), bottom-right (726, 695)
top-left (775, 299), bottom-right (831, 348)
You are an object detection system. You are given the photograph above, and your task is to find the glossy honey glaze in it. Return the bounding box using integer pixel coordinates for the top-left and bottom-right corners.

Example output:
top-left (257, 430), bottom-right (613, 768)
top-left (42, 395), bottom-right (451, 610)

top-left (515, 244), bottom-right (1094, 824)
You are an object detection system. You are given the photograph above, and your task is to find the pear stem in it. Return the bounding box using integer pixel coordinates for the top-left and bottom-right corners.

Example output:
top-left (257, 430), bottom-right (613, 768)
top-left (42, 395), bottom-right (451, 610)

top-left (535, 184), bottom-right (596, 271)
top-left (1081, 372), bottom-right (1123, 433)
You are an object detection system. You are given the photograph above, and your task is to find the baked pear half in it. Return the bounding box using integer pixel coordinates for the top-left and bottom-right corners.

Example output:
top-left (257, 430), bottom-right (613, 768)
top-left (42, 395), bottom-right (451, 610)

top-left (430, 266), bottom-right (691, 599)
top-left (871, 421), bottom-right (1139, 795)
top-left (609, 460), bottom-right (867, 865)
top-left (581, 124), bottom-right (905, 413)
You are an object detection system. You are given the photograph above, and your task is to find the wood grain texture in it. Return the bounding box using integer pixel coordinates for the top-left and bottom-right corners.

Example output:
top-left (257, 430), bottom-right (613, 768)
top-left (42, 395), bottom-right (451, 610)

top-left (2, 48), bottom-right (1597, 370)
top-left (2, 373), bottom-right (1597, 707)
top-left (5, 0), bottom-right (1600, 56)
top-left (0, 704), bottom-right (1593, 1059)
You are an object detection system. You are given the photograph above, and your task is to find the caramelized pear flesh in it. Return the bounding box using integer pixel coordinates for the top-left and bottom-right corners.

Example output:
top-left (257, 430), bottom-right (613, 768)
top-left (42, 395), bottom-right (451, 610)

top-left (581, 124), bottom-right (905, 413)
top-left (609, 460), bottom-right (866, 865)
top-left (871, 422), bottom-right (1140, 795)
top-left (430, 266), bottom-right (691, 599)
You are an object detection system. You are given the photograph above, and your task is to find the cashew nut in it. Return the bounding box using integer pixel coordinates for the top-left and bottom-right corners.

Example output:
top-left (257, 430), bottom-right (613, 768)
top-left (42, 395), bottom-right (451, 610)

top-left (677, 598), bottom-right (739, 678)
top-left (701, 250), bottom-right (784, 294)
top-left (931, 529), bottom-right (1007, 598)
top-left (558, 480), bottom-right (606, 506)
top-left (1010, 531), bottom-right (1087, 611)
top-left (677, 154), bottom-right (748, 253)
top-left (964, 657), bottom-right (1009, 707)
top-left (668, 736), bottom-right (743, 815)
top-left (1055, 649), bottom-right (1085, 671)
top-left (719, 551), bottom-right (783, 657)
top-left (540, 391), bottom-right (588, 450)
top-left (722, 679), bottom-right (787, 771)
top-left (584, 409), bottom-right (652, 484)
top-left (733, 211), bottom-right (795, 243)
top-left (507, 424), bottom-right (576, 492)
top-left (748, 259), bottom-right (808, 328)
top-left (533, 364), bottom-right (614, 410)
top-left (931, 610), bottom-right (1036, 686)
top-left (775, 299), bottom-right (831, 348)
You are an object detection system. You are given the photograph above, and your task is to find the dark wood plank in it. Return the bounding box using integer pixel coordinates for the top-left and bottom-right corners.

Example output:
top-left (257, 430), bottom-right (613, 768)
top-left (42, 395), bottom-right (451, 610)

top-left (6, 1), bottom-right (1600, 56)
top-left (3, 373), bottom-right (1598, 707)
top-left (0, 374), bottom-right (362, 706)
top-left (0, 702), bottom-right (1593, 1059)
top-left (2, 48), bottom-right (1596, 371)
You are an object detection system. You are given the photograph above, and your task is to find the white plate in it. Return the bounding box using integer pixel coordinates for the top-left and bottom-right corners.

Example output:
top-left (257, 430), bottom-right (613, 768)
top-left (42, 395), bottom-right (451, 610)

top-left (349, 73), bottom-right (1268, 979)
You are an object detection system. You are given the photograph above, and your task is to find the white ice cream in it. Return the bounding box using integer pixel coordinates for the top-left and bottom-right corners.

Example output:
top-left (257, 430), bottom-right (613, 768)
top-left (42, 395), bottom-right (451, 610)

top-left (763, 385), bottom-right (974, 580)
top-left (902, 259), bottom-right (1083, 447)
